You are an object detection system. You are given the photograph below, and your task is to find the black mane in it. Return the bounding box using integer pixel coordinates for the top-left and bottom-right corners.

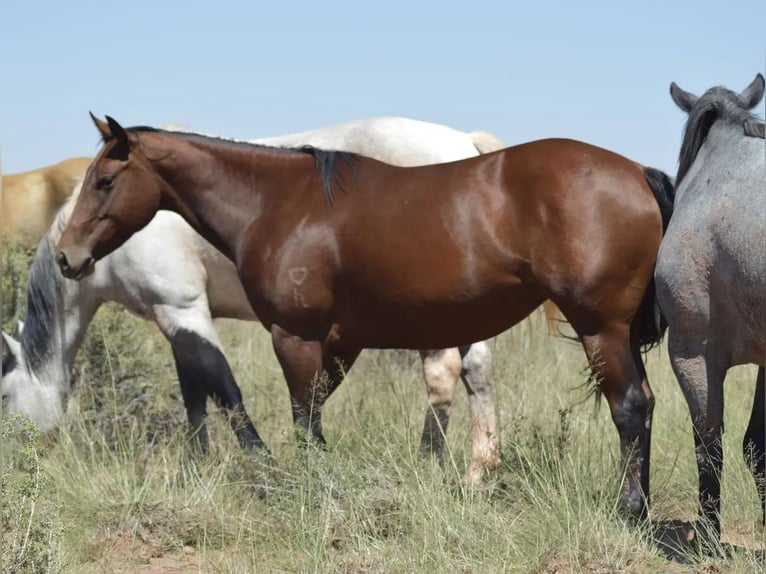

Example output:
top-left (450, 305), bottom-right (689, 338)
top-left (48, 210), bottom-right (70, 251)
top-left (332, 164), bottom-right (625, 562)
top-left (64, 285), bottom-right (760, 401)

top-left (103, 126), bottom-right (357, 206)
top-left (677, 87), bottom-right (765, 184)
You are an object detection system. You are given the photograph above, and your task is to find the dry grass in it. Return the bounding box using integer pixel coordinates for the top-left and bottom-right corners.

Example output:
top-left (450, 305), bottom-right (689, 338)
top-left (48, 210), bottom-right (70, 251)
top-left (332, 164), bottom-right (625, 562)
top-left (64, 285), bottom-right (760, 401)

top-left (1, 239), bottom-right (764, 573)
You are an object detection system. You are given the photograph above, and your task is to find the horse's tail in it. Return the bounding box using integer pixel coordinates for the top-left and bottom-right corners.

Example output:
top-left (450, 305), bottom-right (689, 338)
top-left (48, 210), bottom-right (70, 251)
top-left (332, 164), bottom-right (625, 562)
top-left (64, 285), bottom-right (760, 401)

top-left (468, 131), bottom-right (505, 154)
top-left (635, 166), bottom-right (675, 351)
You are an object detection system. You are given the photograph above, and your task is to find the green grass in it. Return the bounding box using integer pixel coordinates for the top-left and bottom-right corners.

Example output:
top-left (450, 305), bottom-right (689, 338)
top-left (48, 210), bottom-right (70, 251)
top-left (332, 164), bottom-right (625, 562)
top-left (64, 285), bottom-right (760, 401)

top-left (1, 240), bottom-right (763, 573)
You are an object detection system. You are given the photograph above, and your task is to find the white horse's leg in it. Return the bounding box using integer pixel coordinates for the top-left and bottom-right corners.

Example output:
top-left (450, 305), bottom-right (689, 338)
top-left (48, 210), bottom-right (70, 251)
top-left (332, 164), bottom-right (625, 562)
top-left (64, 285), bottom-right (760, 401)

top-left (743, 367), bottom-right (765, 526)
top-left (459, 342), bottom-right (500, 485)
top-left (153, 301), bottom-right (267, 453)
top-left (668, 330), bottom-right (727, 543)
top-left (419, 348), bottom-right (462, 461)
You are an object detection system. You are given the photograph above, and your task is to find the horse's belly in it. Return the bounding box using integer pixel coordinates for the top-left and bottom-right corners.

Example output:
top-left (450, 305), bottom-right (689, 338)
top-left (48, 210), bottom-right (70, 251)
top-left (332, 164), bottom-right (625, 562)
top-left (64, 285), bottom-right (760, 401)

top-left (337, 282), bottom-right (543, 349)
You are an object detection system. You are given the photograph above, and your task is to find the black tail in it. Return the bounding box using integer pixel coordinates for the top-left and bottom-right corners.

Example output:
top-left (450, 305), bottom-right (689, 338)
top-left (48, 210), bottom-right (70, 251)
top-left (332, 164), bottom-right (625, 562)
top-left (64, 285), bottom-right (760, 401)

top-left (636, 167), bottom-right (675, 351)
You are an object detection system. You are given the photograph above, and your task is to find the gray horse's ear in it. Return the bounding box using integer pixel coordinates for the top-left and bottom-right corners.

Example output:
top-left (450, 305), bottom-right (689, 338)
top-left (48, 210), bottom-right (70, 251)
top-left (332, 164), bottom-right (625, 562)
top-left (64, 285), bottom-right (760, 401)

top-left (1, 331), bottom-right (20, 364)
top-left (744, 117), bottom-right (765, 138)
top-left (738, 73), bottom-right (765, 110)
top-left (670, 82), bottom-right (698, 112)
top-left (16, 320), bottom-right (25, 336)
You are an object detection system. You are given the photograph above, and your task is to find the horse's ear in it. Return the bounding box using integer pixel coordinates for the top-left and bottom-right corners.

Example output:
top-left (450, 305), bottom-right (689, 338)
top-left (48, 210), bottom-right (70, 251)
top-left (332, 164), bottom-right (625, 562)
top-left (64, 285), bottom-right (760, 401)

top-left (670, 82), bottom-right (698, 112)
top-left (738, 73), bottom-right (765, 110)
top-left (16, 320), bottom-right (24, 336)
top-left (744, 117), bottom-right (765, 139)
top-left (90, 112), bottom-right (111, 141)
top-left (105, 116), bottom-right (130, 150)
top-left (1, 331), bottom-right (20, 365)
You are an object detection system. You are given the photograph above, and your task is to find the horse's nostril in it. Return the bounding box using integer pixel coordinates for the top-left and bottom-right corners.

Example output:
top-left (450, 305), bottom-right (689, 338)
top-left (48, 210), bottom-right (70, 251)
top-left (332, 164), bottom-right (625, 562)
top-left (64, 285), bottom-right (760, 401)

top-left (56, 252), bottom-right (69, 269)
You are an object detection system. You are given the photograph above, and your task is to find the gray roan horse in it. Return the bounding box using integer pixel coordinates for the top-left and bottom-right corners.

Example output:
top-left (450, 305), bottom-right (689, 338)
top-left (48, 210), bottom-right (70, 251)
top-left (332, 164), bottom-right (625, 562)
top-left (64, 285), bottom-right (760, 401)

top-left (0, 117), bottom-right (507, 484)
top-left (655, 74), bottom-right (765, 542)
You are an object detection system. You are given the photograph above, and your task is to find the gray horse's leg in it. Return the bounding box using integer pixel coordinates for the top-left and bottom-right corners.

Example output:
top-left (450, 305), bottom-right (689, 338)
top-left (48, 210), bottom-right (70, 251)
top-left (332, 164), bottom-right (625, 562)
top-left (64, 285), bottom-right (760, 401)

top-left (419, 348), bottom-right (461, 461)
top-left (459, 342), bottom-right (500, 485)
top-left (743, 367), bottom-right (765, 525)
top-left (668, 331), bottom-right (727, 543)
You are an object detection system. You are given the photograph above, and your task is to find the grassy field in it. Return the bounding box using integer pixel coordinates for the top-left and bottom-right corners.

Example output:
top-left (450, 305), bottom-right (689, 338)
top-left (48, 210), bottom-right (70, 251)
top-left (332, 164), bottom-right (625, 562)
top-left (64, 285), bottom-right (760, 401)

top-left (2, 241), bottom-right (764, 573)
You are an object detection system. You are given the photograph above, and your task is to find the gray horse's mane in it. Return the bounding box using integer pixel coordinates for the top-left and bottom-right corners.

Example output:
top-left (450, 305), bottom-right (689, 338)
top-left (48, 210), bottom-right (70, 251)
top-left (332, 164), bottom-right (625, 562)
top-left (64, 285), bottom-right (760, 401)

top-left (20, 236), bottom-right (64, 372)
top-left (677, 87), bottom-right (765, 184)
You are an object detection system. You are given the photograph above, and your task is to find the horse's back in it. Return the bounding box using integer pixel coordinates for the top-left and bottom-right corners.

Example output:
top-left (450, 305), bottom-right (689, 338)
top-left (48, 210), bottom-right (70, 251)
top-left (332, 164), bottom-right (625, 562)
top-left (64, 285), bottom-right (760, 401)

top-left (260, 139), bottom-right (661, 345)
top-left (252, 117), bottom-right (482, 165)
top-left (2, 157), bottom-right (90, 244)
top-left (44, 157), bottom-right (92, 204)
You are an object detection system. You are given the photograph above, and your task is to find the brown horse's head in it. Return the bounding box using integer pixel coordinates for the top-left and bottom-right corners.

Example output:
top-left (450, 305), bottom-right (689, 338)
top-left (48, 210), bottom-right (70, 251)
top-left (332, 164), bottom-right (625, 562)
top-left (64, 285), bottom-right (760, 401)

top-left (56, 114), bottom-right (163, 280)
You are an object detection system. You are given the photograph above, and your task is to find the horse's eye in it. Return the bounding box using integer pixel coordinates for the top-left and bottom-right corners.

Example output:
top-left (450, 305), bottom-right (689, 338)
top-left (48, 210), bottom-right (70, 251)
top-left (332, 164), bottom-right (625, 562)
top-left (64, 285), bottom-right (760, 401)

top-left (96, 175), bottom-right (115, 190)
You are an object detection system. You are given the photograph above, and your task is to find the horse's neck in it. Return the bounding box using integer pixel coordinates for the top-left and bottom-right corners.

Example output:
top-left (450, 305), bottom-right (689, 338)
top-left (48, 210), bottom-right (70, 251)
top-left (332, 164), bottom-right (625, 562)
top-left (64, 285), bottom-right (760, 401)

top-left (677, 123), bottom-right (744, 204)
top-left (155, 141), bottom-right (315, 262)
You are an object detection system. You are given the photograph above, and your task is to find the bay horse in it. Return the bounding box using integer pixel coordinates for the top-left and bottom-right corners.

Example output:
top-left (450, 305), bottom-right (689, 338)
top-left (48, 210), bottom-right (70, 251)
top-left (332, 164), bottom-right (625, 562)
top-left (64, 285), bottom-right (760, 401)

top-left (655, 74), bottom-right (765, 543)
top-left (2, 157), bottom-right (92, 246)
top-left (56, 115), bottom-right (674, 519)
top-left (2, 117), bottom-right (510, 484)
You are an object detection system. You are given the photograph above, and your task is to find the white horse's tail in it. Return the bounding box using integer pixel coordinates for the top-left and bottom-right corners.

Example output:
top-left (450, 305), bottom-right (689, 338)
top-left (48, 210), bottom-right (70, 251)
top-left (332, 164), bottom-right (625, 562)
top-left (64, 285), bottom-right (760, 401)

top-left (468, 130), bottom-right (505, 154)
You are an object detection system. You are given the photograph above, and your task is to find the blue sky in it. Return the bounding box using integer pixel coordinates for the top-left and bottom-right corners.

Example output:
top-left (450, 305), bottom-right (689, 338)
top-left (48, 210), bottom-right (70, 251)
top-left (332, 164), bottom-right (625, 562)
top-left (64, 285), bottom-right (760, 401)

top-left (1, 1), bottom-right (763, 175)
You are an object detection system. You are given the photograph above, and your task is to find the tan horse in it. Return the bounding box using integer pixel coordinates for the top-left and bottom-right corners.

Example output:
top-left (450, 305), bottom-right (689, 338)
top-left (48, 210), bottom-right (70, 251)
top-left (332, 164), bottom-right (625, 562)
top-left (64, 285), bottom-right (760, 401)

top-left (2, 157), bottom-right (91, 246)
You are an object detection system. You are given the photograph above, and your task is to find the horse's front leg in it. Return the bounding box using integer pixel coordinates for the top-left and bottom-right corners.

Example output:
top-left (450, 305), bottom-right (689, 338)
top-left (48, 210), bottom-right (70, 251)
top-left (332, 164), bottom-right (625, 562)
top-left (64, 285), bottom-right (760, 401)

top-left (743, 366), bottom-right (765, 526)
top-left (158, 303), bottom-right (268, 454)
top-left (270, 324), bottom-right (360, 444)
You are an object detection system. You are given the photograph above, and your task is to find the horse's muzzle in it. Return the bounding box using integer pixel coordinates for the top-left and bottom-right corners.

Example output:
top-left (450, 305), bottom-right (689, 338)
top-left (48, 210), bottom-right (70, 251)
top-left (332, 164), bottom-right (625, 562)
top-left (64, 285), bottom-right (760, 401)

top-left (56, 251), bottom-right (95, 280)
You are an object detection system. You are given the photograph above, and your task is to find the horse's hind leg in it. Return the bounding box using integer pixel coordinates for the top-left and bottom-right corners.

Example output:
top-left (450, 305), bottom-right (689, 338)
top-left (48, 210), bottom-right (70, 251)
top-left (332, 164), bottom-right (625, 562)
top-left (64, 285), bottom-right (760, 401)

top-left (460, 343), bottom-right (500, 485)
top-left (668, 331), bottom-right (726, 542)
top-left (418, 348), bottom-right (461, 461)
top-left (418, 343), bottom-right (499, 485)
top-left (743, 366), bottom-right (765, 525)
top-left (567, 316), bottom-right (654, 521)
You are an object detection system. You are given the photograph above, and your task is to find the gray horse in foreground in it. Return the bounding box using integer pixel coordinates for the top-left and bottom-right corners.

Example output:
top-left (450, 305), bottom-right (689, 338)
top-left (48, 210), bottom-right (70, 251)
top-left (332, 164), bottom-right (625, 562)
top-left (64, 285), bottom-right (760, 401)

top-left (655, 74), bottom-right (765, 543)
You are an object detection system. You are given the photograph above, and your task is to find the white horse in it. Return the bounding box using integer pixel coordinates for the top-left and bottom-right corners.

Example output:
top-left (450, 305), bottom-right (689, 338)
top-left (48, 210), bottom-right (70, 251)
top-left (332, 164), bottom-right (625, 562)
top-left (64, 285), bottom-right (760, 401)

top-left (0, 117), bottom-right (504, 484)
top-left (655, 75), bottom-right (765, 542)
